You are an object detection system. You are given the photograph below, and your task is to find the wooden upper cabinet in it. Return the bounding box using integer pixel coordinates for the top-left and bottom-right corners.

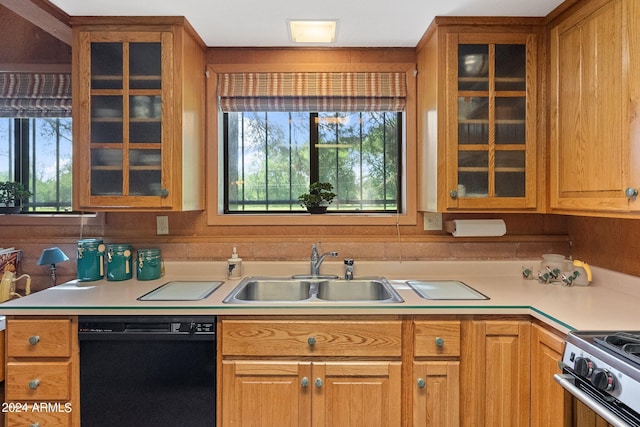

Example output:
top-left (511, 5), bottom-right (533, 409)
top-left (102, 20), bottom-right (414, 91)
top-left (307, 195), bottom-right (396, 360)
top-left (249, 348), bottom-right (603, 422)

top-left (549, 0), bottom-right (640, 215)
top-left (417, 18), bottom-right (543, 212)
top-left (71, 17), bottom-right (205, 211)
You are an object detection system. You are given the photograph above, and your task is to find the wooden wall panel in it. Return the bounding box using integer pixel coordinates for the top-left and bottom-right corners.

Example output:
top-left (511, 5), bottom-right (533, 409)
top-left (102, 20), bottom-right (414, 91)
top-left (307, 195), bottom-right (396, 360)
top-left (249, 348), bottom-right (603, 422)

top-left (0, 4), bottom-right (70, 64)
top-left (567, 216), bottom-right (640, 277)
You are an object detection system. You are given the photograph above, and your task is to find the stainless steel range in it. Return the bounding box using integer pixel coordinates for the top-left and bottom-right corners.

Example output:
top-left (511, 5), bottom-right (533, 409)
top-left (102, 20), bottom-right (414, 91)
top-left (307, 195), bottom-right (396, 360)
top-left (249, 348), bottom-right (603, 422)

top-left (555, 331), bottom-right (640, 427)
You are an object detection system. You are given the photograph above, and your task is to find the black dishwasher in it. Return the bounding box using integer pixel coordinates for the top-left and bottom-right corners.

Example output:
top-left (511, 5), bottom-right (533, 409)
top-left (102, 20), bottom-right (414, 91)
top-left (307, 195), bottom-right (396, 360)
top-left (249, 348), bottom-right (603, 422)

top-left (79, 316), bottom-right (216, 427)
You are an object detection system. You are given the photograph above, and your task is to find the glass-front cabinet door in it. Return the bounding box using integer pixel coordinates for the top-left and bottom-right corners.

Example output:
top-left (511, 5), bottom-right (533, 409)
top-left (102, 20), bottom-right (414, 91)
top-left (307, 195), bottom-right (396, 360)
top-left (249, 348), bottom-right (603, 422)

top-left (76, 31), bottom-right (173, 209)
top-left (446, 33), bottom-right (537, 210)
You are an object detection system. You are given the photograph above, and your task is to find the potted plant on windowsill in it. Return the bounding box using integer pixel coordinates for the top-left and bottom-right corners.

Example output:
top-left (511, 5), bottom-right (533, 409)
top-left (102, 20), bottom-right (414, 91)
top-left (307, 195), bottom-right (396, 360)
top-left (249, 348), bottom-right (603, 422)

top-left (298, 181), bottom-right (336, 214)
top-left (0, 181), bottom-right (31, 214)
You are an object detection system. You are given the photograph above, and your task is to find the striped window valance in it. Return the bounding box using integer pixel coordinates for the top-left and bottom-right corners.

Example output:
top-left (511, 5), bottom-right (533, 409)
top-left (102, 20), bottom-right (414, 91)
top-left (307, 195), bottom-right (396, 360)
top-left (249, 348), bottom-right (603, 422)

top-left (0, 72), bottom-right (72, 118)
top-left (217, 72), bottom-right (407, 112)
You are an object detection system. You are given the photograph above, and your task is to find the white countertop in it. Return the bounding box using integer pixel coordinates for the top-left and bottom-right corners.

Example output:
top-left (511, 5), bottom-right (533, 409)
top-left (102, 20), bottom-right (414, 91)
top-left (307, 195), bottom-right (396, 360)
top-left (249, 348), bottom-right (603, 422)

top-left (1, 260), bottom-right (639, 334)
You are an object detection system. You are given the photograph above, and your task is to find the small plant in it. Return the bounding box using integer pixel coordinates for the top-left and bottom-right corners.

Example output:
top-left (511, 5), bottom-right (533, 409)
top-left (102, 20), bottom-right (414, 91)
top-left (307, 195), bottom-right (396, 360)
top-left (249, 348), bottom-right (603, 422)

top-left (0, 181), bottom-right (31, 212)
top-left (298, 181), bottom-right (336, 213)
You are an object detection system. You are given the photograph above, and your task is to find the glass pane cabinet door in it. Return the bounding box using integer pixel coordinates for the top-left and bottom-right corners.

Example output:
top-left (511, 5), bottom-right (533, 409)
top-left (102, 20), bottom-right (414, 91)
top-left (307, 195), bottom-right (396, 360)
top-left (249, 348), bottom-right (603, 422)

top-left (454, 41), bottom-right (529, 205)
top-left (89, 39), bottom-right (163, 198)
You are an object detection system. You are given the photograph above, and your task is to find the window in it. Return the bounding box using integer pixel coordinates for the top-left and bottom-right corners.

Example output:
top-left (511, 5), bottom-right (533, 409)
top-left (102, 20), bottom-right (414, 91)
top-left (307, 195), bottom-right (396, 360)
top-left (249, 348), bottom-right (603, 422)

top-left (224, 111), bottom-right (402, 213)
top-left (218, 71), bottom-right (407, 215)
top-left (0, 117), bottom-right (72, 212)
top-left (0, 71), bottom-right (73, 214)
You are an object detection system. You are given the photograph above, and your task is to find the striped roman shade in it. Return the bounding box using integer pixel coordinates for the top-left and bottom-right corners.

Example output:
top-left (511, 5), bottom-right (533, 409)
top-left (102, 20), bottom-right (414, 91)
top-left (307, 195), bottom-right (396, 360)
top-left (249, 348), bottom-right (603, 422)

top-left (0, 72), bottom-right (72, 117)
top-left (217, 72), bottom-right (407, 112)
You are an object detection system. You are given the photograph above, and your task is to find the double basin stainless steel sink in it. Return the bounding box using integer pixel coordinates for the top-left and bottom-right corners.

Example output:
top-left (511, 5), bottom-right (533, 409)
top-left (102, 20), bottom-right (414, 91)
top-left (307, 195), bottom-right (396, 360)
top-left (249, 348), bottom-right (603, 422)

top-left (222, 276), bottom-right (489, 304)
top-left (223, 276), bottom-right (404, 304)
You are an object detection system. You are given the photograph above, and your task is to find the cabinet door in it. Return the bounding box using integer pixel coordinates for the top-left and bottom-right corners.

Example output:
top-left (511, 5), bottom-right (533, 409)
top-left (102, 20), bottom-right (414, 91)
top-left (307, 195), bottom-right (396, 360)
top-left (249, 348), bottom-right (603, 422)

top-left (413, 361), bottom-right (459, 427)
top-left (461, 320), bottom-right (530, 427)
top-left (445, 32), bottom-right (537, 210)
top-left (74, 30), bottom-right (175, 209)
top-left (549, 0), bottom-right (640, 213)
top-left (312, 362), bottom-right (402, 427)
top-left (572, 399), bottom-right (615, 427)
top-left (221, 360), bottom-right (312, 427)
top-left (531, 324), bottom-right (569, 427)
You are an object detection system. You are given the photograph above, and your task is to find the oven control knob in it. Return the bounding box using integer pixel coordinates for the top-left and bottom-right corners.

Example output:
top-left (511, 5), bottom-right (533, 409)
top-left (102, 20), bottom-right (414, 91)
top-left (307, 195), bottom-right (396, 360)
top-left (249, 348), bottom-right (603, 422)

top-left (592, 369), bottom-right (615, 392)
top-left (574, 357), bottom-right (594, 377)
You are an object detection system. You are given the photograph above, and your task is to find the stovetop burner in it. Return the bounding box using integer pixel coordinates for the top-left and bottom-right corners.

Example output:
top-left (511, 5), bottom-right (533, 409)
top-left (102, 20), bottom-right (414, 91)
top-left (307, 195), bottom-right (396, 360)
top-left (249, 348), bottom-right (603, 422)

top-left (594, 332), bottom-right (640, 369)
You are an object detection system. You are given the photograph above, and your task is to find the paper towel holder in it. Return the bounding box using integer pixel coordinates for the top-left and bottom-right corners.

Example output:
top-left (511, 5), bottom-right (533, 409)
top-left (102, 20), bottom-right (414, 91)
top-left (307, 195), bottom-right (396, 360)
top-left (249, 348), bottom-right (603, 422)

top-left (444, 219), bottom-right (507, 237)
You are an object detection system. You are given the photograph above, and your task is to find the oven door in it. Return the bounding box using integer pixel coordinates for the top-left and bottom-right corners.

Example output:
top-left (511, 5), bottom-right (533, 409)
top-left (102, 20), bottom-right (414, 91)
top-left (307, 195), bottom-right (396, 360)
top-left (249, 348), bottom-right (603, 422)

top-left (555, 371), bottom-right (640, 427)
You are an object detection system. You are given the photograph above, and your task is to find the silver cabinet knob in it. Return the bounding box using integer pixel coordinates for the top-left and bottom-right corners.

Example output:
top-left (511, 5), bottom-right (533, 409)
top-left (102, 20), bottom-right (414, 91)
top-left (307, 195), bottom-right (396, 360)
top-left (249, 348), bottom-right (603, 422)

top-left (435, 337), bottom-right (444, 347)
top-left (315, 378), bottom-right (323, 388)
top-left (625, 188), bottom-right (638, 198)
top-left (30, 423), bottom-right (40, 427)
top-left (307, 336), bottom-right (316, 346)
top-left (417, 378), bottom-right (426, 389)
top-left (449, 190), bottom-right (458, 199)
top-left (160, 188), bottom-right (169, 198)
top-left (301, 377), bottom-right (309, 388)
top-left (28, 335), bottom-right (40, 345)
top-left (28, 379), bottom-right (40, 389)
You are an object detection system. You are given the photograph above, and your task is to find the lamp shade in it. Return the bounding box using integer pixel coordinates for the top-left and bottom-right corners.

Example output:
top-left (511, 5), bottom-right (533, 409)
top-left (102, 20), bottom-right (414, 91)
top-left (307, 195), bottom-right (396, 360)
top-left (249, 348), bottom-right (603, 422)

top-left (37, 247), bottom-right (69, 265)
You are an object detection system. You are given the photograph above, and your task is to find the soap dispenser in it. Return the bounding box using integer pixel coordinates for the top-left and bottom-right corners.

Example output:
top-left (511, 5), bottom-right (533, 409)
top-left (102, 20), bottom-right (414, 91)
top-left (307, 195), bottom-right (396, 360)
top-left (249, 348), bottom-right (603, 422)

top-left (227, 247), bottom-right (242, 279)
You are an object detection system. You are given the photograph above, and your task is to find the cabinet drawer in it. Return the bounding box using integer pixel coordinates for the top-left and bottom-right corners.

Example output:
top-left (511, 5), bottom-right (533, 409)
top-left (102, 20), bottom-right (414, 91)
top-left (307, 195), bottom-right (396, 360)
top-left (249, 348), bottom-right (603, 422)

top-left (7, 408), bottom-right (71, 427)
top-left (222, 320), bottom-right (402, 357)
top-left (414, 321), bottom-right (460, 357)
top-left (7, 319), bottom-right (71, 358)
top-left (6, 362), bottom-right (71, 401)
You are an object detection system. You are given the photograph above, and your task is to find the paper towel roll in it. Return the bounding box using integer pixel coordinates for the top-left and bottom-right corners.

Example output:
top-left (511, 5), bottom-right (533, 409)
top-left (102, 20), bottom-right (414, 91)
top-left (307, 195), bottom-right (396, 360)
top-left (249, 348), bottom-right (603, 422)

top-left (448, 219), bottom-right (506, 237)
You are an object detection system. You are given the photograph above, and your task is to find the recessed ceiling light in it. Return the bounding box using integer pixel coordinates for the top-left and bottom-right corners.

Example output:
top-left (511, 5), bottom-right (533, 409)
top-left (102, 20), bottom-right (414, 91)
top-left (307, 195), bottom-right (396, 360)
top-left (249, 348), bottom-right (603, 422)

top-left (288, 20), bottom-right (338, 43)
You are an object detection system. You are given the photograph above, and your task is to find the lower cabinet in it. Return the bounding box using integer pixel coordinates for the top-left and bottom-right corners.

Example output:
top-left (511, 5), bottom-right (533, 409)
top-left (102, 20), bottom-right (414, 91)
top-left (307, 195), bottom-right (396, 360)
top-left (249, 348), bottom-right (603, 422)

top-left (461, 319), bottom-right (531, 427)
top-left (412, 320), bottom-right (460, 427)
top-left (219, 317), bottom-right (403, 427)
top-left (221, 360), bottom-right (402, 427)
top-left (4, 316), bottom-right (79, 427)
top-left (0, 314), bottom-right (575, 427)
top-left (412, 361), bottom-right (459, 427)
top-left (531, 323), bottom-right (569, 427)
top-left (571, 400), bottom-right (616, 427)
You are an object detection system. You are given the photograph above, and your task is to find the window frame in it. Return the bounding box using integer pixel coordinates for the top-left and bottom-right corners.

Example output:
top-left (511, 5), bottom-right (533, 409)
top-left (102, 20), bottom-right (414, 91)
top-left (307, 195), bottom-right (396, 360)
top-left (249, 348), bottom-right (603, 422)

top-left (206, 63), bottom-right (418, 227)
top-left (222, 111), bottom-right (404, 214)
top-left (0, 117), bottom-right (103, 225)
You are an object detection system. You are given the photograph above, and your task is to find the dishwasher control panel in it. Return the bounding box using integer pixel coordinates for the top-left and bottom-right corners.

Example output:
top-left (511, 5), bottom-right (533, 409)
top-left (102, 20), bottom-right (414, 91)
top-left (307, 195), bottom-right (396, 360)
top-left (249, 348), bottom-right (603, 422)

top-left (79, 316), bottom-right (216, 337)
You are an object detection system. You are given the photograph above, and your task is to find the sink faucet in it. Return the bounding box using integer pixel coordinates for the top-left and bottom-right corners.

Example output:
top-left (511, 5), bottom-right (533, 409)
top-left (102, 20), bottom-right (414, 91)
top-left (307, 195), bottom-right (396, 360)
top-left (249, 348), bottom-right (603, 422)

top-left (344, 259), bottom-right (354, 280)
top-left (310, 244), bottom-right (338, 276)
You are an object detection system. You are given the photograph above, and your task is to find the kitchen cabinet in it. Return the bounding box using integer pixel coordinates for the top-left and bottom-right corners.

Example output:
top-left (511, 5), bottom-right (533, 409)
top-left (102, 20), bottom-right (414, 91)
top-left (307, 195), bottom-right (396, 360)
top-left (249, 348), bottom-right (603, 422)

top-left (5, 317), bottom-right (79, 427)
top-left (219, 317), bottom-right (403, 427)
top-left (549, 0), bottom-right (640, 215)
top-left (417, 18), bottom-right (543, 212)
top-left (531, 323), bottom-right (569, 427)
top-left (460, 319), bottom-right (531, 427)
top-left (71, 17), bottom-right (205, 211)
top-left (571, 400), bottom-right (615, 427)
top-left (412, 320), bottom-right (460, 427)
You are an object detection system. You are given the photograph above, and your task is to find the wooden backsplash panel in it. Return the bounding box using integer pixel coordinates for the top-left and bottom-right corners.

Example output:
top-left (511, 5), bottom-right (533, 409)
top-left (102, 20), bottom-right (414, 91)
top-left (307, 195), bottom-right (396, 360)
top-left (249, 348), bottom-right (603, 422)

top-left (1, 212), bottom-right (574, 292)
top-left (567, 216), bottom-right (640, 277)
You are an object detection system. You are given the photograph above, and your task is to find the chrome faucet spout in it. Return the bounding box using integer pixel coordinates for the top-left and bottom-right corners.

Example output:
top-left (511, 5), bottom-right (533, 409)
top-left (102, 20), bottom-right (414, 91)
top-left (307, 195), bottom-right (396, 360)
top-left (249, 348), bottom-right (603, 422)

top-left (310, 244), bottom-right (338, 276)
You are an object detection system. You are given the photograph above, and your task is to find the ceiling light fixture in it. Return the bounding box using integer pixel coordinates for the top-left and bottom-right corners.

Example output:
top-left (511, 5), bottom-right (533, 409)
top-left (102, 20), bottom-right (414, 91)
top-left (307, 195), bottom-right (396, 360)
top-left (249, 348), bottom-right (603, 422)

top-left (288, 20), bottom-right (338, 43)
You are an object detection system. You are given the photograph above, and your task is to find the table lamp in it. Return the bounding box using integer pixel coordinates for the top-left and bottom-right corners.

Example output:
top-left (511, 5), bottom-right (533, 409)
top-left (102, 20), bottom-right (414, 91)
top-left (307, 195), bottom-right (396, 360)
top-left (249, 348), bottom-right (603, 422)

top-left (37, 247), bottom-right (69, 286)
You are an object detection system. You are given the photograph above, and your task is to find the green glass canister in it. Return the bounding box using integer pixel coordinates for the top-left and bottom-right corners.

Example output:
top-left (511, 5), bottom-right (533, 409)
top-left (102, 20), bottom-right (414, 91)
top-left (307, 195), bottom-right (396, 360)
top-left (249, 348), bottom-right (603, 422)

top-left (136, 248), bottom-right (163, 281)
top-left (106, 244), bottom-right (133, 281)
top-left (77, 239), bottom-right (106, 281)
